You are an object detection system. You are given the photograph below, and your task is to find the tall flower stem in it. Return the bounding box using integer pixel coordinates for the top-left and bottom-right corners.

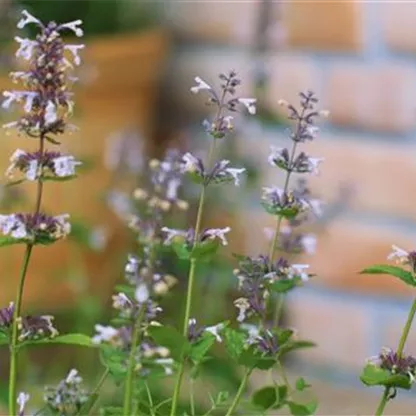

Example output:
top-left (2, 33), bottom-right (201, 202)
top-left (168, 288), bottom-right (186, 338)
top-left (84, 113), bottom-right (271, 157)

top-left (170, 140), bottom-right (217, 416)
top-left (8, 134), bottom-right (45, 415)
top-left (269, 139), bottom-right (298, 327)
top-left (224, 367), bottom-right (253, 416)
top-left (83, 368), bottom-right (110, 416)
top-left (123, 305), bottom-right (146, 416)
top-left (374, 297), bottom-right (416, 416)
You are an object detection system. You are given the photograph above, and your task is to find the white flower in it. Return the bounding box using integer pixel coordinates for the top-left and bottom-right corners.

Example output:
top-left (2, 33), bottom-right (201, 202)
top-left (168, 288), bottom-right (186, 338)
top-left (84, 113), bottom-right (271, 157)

top-left (54, 214), bottom-right (71, 236)
top-left (92, 324), bottom-right (118, 344)
top-left (0, 214), bottom-right (16, 234)
top-left (160, 227), bottom-right (187, 244)
top-left (226, 168), bottom-right (246, 186)
top-left (52, 155), bottom-right (81, 177)
top-left (181, 152), bottom-right (200, 174)
top-left (190, 76), bottom-right (211, 94)
top-left (17, 10), bottom-right (41, 29)
top-left (135, 283), bottom-right (149, 303)
top-left (23, 92), bottom-right (38, 113)
top-left (234, 297), bottom-right (250, 322)
top-left (125, 254), bottom-right (139, 274)
top-left (3, 121), bottom-right (18, 130)
top-left (204, 227), bottom-right (231, 246)
top-left (60, 20), bottom-right (84, 37)
top-left (268, 146), bottom-right (286, 167)
top-left (26, 159), bottom-right (38, 181)
top-left (262, 186), bottom-right (284, 200)
top-left (289, 264), bottom-right (310, 282)
top-left (17, 392), bottom-right (30, 415)
top-left (240, 323), bottom-right (260, 345)
top-left (205, 323), bottom-right (224, 342)
top-left (44, 100), bottom-right (57, 125)
top-left (388, 245), bottom-right (410, 264)
top-left (10, 71), bottom-right (30, 83)
top-left (154, 358), bottom-right (174, 375)
top-left (166, 178), bottom-right (181, 200)
top-left (14, 37), bottom-right (38, 60)
top-left (5, 149), bottom-right (26, 177)
top-left (301, 234), bottom-right (317, 255)
top-left (112, 292), bottom-right (131, 310)
top-left (65, 44), bottom-right (85, 66)
top-left (306, 157), bottom-right (324, 175)
top-left (65, 368), bottom-right (82, 385)
top-left (238, 98), bottom-right (257, 115)
top-left (2, 91), bottom-right (24, 110)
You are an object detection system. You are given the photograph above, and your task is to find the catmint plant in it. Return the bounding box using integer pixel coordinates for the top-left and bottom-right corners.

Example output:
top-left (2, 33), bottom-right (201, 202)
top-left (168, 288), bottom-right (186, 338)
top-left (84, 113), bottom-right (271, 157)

top-left (361, 246), bottom-right (416, 415)
top-left (0, 10), bottom-right (90, 415)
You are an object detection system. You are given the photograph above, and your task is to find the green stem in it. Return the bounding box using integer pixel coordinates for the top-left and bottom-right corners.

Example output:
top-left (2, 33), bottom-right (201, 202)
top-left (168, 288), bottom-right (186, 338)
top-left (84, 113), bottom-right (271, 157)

top-left (170, 140), bottom-right (216, 416)
top-left (375, 388), bottom-right (390, 416)
top-left (85, 368), bottom-right (110, 416)
top-left (374, 297), bottom-right (416, 416)
top-left (190, 379), bottom-right (196, 416)
top-left (224, 368), bottom-right (252, 416)
top-left (123, 306), bottom-right (146, 416)
top-left (8, 243), bottom-right (33, 416)
top-left (397, 297), bottom-right (416, 357)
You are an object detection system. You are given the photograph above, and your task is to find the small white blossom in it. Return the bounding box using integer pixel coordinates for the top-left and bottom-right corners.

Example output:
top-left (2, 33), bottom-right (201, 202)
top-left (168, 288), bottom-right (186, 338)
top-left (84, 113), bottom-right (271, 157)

top-left (301, 234), bottom-right (317, 255)
top-left (262, 186), bottom-right (284, 200)
top-left (307, 125), bottom-right (320, 139)
top-left (190, 76), bottom-right (211, 94)
top-left (160, 227), bottom-right (187, 244)
top-left (234, 297), bottom-right (250, 322)
top-left (3, 121), bottom-right (19, 130)
top-left (0, 215), bottom-right (27, 239)
top-left (135, 283), bottom-right (149, 303)
top-left (14, 37), bottom-right (38, 60)
top-left (204, 227), bottom-right (231, 246)
top-left (60, 20), bottom-right (84, 37)
top-left (2, 91), bottom-right (24, 110)
top-left (65, 369), bottom-right (82, 385)
top-left (154, 358), bottom-right (174, 375)
top-left (92, 324), bottom-right (118, 344)
top-left (44, 101), bottom-right (57, 125)
top-left (26, 159), bottom-right (39, 181)
top-left (306, 157), bottom-right (324, 175)
top-left (240, 323), bottom-right (260, 345)
top-left (5, 149), bottom-right (26, 177)
top-left (388, 245), bottom-right (410, 264)
top-left (23, 92), bottom-right (38, 113)
top-left (64, 44), bottom-right (85, 66)
top-left (289, 264), bottom-right (310, 282)
top-left (17, 392), bottom-right (30, 415)
top-left (238, 98), bottom-right (257, 115)
top-left (205, 323), bottom-right (224, 342)
top-left (54, 214), bottom-right (71, 236)
top-left (52, 155), bottom-right (81, 177)
top-left (112, 292), bottom-right (131, 310)
top-left (181, 153), bottom-right (200, 174)
top-left (268, 146), bottom-right (286, 167)
top-left (17, 10), bottom-right (41, 29)
top-left (226, 168), bottom-right (246, 186)
top-left (125, 254), bottom-right (139, 274)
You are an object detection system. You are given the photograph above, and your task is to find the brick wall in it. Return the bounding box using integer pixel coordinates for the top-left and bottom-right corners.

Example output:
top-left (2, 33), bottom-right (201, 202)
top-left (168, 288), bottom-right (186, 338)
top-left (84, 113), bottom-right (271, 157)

top-left (163, 2), bottom-right (416, 383)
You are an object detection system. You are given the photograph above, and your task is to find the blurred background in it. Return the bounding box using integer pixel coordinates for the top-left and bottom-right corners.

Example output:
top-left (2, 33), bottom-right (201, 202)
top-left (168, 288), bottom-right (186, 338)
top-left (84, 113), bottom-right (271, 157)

top-left (1, 0), bottom-right (416, 414)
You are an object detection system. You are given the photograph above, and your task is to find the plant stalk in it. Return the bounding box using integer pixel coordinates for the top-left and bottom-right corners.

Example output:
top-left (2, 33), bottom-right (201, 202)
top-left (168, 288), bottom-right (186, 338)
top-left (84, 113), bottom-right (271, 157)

top-left (123, 305), bottom-right (146, 416)
top-left (9, 134), bottom-right (45, 415)
top-left (224, 368), bottom-right (253, 416)
top-left (374, 297), bottom-right (416, 416)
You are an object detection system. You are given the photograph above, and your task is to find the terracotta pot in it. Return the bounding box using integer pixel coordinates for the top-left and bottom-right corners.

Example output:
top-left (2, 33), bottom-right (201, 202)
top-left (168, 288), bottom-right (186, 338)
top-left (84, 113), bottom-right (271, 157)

top-left (0, 29), bottom-right (169, 309)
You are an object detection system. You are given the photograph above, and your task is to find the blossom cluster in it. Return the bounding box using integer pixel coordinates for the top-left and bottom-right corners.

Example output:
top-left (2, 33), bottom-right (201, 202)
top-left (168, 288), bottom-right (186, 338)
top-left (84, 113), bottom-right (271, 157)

top-left (6, 149), bottom-right (81, 181)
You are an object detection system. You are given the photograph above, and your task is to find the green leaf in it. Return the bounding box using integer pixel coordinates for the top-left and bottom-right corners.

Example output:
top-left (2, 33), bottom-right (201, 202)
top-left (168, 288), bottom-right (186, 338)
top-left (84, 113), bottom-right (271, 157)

top-left (41, 175), bottom-right (77, 182)
top-left (172, 241), bottom-right (192, 260)
top-left (279, 340), bottom-right (316, 357)
top-left (100, 406), bottom-right (123, 416)
top-left (287, 401), bottom-right (318, 416)
top-left (148, 325), bottom-right (190, 361)
top-left (0, 236), bottom-right (23, 247)
top-left (21, 333), bottom-right (93, 348)
top-left (239, 347), bottom-right (276, 370)
top-left (223, 328), bottom-right (245, 362)
top-left (191, 240), bottom-right (220, 262)
top-left (270, 279), bottom-right (299, 293)
top-left (252, 386), bottom-right (277, 410)
top-left (99, 345), bottom-right (127, 383)
top-left (0, 331), bottom-right (8, 346)
top-left (360, 364), bottom-right (412, 390)
top-left (5, 179), bottom-right (25, 187)
top-left (295, 377), bottom-right (311, 391)
top-left (189, 333), bottom-right (216, 363)
top-left (360, 265), bottom-right (416, 287)
top-left (277, 329), bottom-right (294, 345)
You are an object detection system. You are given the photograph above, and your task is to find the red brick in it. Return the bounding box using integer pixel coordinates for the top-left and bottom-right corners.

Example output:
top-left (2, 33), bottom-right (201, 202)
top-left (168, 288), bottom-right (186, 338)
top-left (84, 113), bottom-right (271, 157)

top-left (382, 3), bottom-right (416, 53)
top-left (287, 291), bottom-right (371, 369)
top-left (237, 209), bottom-right (416, 297)
top-left (164, 2), bottom-right (258, 45)
top-left (305, 135), bottom-right (416, 221)
top-left (283, 1), bottom-right (363, 51)
top-left (264, 55), bottom-right (321, 117)
top-left (327, 63), bottom-right (416, 133)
